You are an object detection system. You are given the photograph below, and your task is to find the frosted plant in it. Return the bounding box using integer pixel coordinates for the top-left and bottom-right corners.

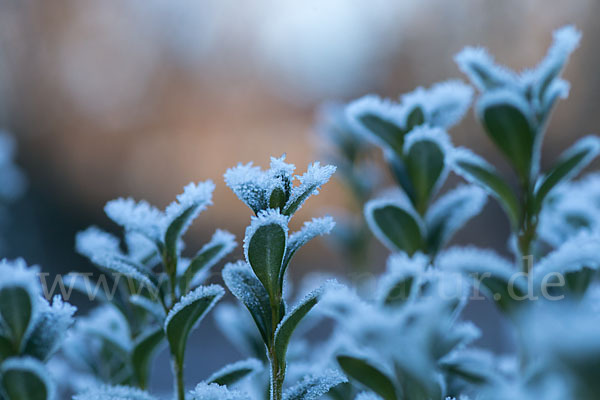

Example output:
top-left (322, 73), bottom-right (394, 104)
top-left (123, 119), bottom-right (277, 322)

top-left (347, 80), bottom-right (487, 260)
top-left (321, 267), bottom-right (485, 400)
top-left (537, 172), bottom-right (600, 248)
top-left (316, 102), bottom-right (380, 271)
top-left (73, 181), bottom-right (239, 400)
top-left (0, 259), bottom-right (76, 400)
top-left (452, 25), bottom-right (600, 272)
top-left (223, 156), bottom-right (345, 400)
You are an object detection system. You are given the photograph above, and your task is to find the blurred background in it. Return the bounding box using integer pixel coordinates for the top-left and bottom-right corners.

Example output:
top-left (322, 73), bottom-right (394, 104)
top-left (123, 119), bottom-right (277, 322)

top-left (1, 0), bottom-right (599, 395)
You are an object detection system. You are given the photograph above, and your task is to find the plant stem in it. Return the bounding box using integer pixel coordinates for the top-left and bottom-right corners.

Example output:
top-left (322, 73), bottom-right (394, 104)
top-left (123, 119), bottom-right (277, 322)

top-left (172, 355), bottom-right (185, 400)
top-left (269, 294), bottom-right (285, 400)
top-left (517, 178), bottom-right (538, 274)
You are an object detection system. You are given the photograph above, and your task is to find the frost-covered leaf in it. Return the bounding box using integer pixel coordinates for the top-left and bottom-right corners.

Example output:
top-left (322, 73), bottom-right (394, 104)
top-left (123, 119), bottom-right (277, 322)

top-left (0, 357), bottom-right (54, 400)
top-left (205, 358), bottom-right (262, 386)
top-left (164, 284), bottom-right (224, 363)
top-left (534, 231), bottom-right (600, 296)
top-left (104, 198), bottom-right (165, 242)
top-left (336, 356), bottom-right (397, 400)
top-left (283, 369), bottom-right (347, 400)
top-left (530, 25), bottom-right (581, 111)
top-left (181, 229), bottom-right (237, 290)
top-left (164, 181), bottom-right (215, 267)
top-left (416, 80), bottom-right (473, 129)
top-left (90, 253), bottom-right (157, 292)
top-left (454, 47), bottom-right (518, 91)
top-left (75, 227), bottom-right (122, 260)
top-left (364, 194), bottom-right (424, 255)
top-left (346, 96), bottom-right (406, 154)
top-left (76, 304), bottom-right (132, 354)
top-left (73, 385), bottom-right (157, 400)
top-left (535, 135), bottom-right (600, 212)
top-left (438, 247), bottom-right (524, 312)
top-left (131, 326), bottom-right (165, 389)
top-left (129, 295), bottom-right (165, 324)
top-left (222, 261), bottom-right (272, 345)
top-left (281, 216), bottom-right (335, 284)
top-left (244, 209), bottom-right (288, 298)
top-left (0, 259), bottom-right (40, 350)
top-left (450, 148), bottom-right (520, 229)
top-left (283, 162), bottom-right (336, 216)
top-left (273, 285), bottom-right (326, 369)
top-left (377, 253), bottom-right (427, 306)
top-left (425, 185), bottom-right (487, 254)
top-left (189, 382), bottom-right (252, 400)
top-left (23, 296), bottom-right (76, 361)
top-left (403, 126), bottom-right (451, 212)
top-left (476, 90), bottom-right (536, 181)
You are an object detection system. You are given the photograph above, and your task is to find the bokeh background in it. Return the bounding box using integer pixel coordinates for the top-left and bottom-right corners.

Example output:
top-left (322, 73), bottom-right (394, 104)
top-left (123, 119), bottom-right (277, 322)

top-left (1, 0), bottom-right (599, 395)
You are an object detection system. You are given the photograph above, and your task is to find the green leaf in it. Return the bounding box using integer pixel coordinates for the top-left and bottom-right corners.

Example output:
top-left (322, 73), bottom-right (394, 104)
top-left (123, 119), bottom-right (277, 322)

top-left (425, 185), bottom-right (487, 254)
top-left (382, 275), bottom-right (414, 306)
top-left (222, 262), bottom-right (272, 346)
top-left (206, 358), bottom-right (262, 386)
top-left (336, 356), bottom-right (397, 400)
top-left (245, 214), bottom-right (287, 299)
top-left (0, 335), bottom-right (15, 362)
top-left (356, 114), bottom-right (405, 154)
top-left (282, 369), bottom-right (347, 400)
top-left (269, 186), bottom-right (287, 210)
top-left (476, 91), bottom-right (536, 181)
top-left (364, 197), bottom-right (424, 255)
top-left (404, 105), bottom-right (426, 132)
top-left (0, 357), bottom-right (53, 400)
top-left (164, 285), bottom-right (224, 363)
top-left (91, 254), bottom-right (158, 293)
top-left (535, 135), bottom-right (600, 213)
top-left (386, 152), bottom-right (417, 205)
top-left (0, 285), bottom-right (33, 351)
top-left (165, 205), bottom-right (197, 272)
top-left (132, 326), bottom-right (165, 389)
top-left (273, 287), bottom-right (322, 369)
top-left (404, 131), bottom-right (448, 213)
top-left (451, 149), bottom-right (521, 229)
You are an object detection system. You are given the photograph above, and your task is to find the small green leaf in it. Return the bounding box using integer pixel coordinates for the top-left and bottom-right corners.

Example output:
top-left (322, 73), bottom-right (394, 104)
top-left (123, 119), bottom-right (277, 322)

top-left (165, 205), bottom-right (197, 271)
top-left (269, 186), bottom-right (287, 210)
top-left (357, 114), bottom-right (405, 154)
top-left (132, 326), bottom-right (165, 389)
top-left (0, 285), bottom-right (33, 351)
top-left (222, 261), bottom-right (272, 346)
top-left (476, 91), bottom-right (536, 181)
top-left (404, 105), bottom-right (426, 132)
top-left (245, 214), bottom-right (287, 298)
top-left (273, 287), bottom-right (322, 369)
top-left (535, 135), bottom-right (600, 213)
top-left (382, 275), bottom-right (414, 306)
top-left (282, 369), bottom-right (347, 400)
top-left (336, 356), bottom-right (397, 400)
top-left (404, 130), bottom-right (448, 213)
top-left (0, 335), bottom-right (15, 362)
top-left (0, 357), bottom-right (53, 400)
top-left (364, 197), bottom-right (424, 255)
top-left (425, 185), bottom-right (487, 254)
top-left (206, 358), bottom-right (262, 386)
top-left (451, 149), bottom-right (521, 229)
top-left (164, 285), bottom-right (224, 364)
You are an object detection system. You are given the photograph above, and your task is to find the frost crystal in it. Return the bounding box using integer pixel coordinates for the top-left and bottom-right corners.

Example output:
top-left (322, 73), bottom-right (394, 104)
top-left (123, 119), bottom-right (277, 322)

top-left (403, 125), bottom-right (452, 155)
top-left (189, 382), bottom-right (252, 400)
top-left (454, 46), bottom-right (519, 91)
top-left (285, 162), bottom-right (337, 213)
top-left (104, 180), bottom-right (215, 242)
top-left (164, 284), bottom-right (225, 330)
top-left (73, 385), bottom-right (157, 400)
top-left (288, 216), bottom-right (336, 250)
top-left (75, 226), bottom-right (122, 259)
top-left (282, 369), bottom-right (347, 400)
top-left (205, 358), bottom-right (262, 384)
top-left (534, 231), bottom-right (600, 278)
